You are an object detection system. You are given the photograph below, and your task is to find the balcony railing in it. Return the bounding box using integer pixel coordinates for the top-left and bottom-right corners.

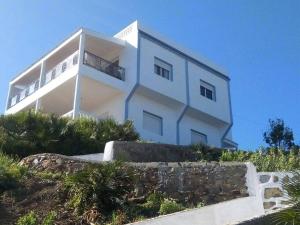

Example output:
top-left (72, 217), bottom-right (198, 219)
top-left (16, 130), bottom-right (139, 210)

top-left (44, 51), bottom-right (78, 86)
top-left (9, 79), bottom-right (39, 108)
top-left (83, 51), bottom-right (125, 81)
top-left (8, 51), bottom-right (79, 109)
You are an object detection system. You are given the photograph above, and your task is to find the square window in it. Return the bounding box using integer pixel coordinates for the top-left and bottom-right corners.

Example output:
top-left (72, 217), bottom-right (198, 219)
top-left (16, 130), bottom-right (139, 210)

top-left (191, 130), bottom-right (207, 145)
top-left (143, 111), bottom-right (163, 136)
top-left (200, 80), bottom-right (216, 101)
top-left (154, 57), bottom-right (172, 80)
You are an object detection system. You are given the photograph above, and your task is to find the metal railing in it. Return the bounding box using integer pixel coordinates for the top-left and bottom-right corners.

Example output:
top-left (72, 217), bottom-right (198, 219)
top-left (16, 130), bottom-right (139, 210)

top-left (8, 51), bottom-right (79, 109)
top-left (9, 79), bottom-right (39, 108)
top-left (44, 51), bottom-right (79, 85)
top-left (83, 51), bottom-right (125, 81)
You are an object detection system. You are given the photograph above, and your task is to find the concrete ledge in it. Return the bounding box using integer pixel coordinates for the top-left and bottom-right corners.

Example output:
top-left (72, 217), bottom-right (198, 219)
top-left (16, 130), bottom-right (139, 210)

top-left (103, 141), bottom-right (222, 162)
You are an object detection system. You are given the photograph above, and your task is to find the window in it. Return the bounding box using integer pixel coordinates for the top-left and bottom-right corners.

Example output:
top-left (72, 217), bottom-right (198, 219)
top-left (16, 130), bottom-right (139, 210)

top-left (200, 80), bottom-right (216, 101)
top-left (143, 111), bottom-right (163, 136)
top-left (154, 57), bottom-right (172, 80)
top-left (191, 129), bottom-right (207, 145)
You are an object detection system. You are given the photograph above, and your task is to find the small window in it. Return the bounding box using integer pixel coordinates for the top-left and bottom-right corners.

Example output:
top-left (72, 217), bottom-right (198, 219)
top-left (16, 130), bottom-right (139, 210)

top-left (154, 57), bottom-right (172, 80)
top-left (191, 129), bottom-right (207, 145)
top-left (62, 62), bottom-right (67, 73)
top-left (200, 80), bottom-right (216, 101)
top-left (143, 111), bottom-right (163, 136)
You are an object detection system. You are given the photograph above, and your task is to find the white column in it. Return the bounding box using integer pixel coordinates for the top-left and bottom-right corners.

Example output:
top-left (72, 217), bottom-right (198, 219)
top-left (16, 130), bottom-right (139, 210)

top-left (72, 32), bottom-right (85, 119)
top-left (5, 83), bottom-right (12, 111)
top-left (72, 74), bottom-right (81, 119)
top-left (35, 61), bottom-right (46, 113)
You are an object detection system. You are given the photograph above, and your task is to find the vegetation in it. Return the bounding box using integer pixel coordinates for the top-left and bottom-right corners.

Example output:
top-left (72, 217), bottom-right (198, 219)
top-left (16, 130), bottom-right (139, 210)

top-left (16, 211), bottom-right (56, 225)
top-left (159, 198), bottom-right (185, 215)
top-left (263, 118), bottom-right (295, 150)
top-left (220, 148), bottom-right (300, 172)
top-left (64, 161), bottom-right (134, 215)
top-left (0, 152), bottom-right (27, 194)
top-left (0, 111), bottom-right (139, 157)
top-left (272, 172), bottom-right (300, 224)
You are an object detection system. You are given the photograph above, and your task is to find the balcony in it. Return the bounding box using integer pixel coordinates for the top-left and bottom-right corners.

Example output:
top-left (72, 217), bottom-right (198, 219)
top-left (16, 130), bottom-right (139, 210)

top-left (83, 51), bottom-right (125, 81)
top-left (8, 51), bottom-right (79, 109)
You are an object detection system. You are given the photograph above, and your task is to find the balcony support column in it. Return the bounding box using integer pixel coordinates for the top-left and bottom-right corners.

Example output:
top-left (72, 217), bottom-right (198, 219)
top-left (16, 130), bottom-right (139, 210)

top-left (72, 32), bottom-right (85, 119)
top-left (35, 61), bottom-right (46, 113)
top-left (5, 83), bottom-right (12, 111)
top-left (73, 74), bottom-right (81, 119)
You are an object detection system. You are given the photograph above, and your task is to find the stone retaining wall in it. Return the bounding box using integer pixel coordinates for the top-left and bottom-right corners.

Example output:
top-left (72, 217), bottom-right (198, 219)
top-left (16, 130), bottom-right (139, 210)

top-left (130, 162), bottom-right (249, 204)
top-left (257, 172), bottom-right (293, 212)
top-left (20, 154), bottom-right (249, 205)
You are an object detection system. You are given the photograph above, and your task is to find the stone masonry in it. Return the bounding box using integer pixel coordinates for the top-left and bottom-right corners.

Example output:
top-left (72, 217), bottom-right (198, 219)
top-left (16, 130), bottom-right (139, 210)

top-left (20, 154), bottom-right (249, 206)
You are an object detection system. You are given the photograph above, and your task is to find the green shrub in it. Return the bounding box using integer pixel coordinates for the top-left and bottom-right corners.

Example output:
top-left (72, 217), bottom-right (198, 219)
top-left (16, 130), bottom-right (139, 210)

top-left (16, 211), bottom-right (57, 225)
top-left (64, 161), bottom-right (134, 215)
top-left (109, 210), bottom-right (128, 225)
top-left (142, 192), bottom-right (164, 216)
top-left (0, 111), bottom-right (139, 158)
top-left (0, 152), bottom-right (27, 193)
top-left (159, 198), bottom-right (185, 215)
top-left (17, 211), bottom-right (37, 225)
top-left (220, 148), bottom-right (300, 172)
top-left (191, 144), bottom-right (223, 161)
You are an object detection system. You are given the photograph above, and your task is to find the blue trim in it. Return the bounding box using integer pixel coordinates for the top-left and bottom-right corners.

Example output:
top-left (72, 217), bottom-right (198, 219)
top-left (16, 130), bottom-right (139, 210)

top-left (176, 106), bottom-right (188, 144)
top-left (176, 59), bottom-right (190, 144)
top-left (139, 30), bottom-right (230, 82)
top-left (125, 32), bottom-right (141, 120)
top-left (221, 82), bottom-right (236, 147)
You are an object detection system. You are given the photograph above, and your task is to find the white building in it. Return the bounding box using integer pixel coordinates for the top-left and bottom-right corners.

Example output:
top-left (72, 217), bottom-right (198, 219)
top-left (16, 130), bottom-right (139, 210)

top-left (5, 21), bottom-right (237, 149)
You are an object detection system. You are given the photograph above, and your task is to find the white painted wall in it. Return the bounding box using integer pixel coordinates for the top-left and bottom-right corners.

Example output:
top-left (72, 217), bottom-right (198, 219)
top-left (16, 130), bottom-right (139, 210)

top-left (179, 114), bottom-right (223, 147)
top-left (72, 153), bottom-right (103, 162)
top-left (188, 61), bottom-right (231, 123)
top-left (129, 93), bottom-right (182, 144)
top-left (126, 197), bottom-right (264, 225)
top-left (257, 172), bottom-right (293, 212)
top-left (139, 37), bottom-right (187, 104)
top-left (94, 94), bottom-right (125, 123)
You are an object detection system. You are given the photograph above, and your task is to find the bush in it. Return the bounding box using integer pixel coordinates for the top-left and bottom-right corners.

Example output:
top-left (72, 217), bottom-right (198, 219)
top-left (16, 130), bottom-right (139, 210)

top-left (191, 144), bottom-right (223, 161)
top-left (141, 192), bottom-right (164, 216)
top-left (17, 211), bottom-right (37, 225)
top-left (220, 148), bottom-right (300, 172)
top-left (64, 161), bottom-right (134, 215)
top-left (159, 198), bottom-right (185, 215)
top-left (0, 152), bottom-right (27, 193)
top-left (0, 111), bottom-right (139, 158)
top-left (16, 211), bottom-right (57, 225)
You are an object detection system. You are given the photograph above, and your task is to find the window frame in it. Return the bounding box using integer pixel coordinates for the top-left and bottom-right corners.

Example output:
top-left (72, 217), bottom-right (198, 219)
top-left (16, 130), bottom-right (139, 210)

top-left (154, 57), bottom-right (173, 81)
top-left (200, 80), bottom-right (216, 101)
top-left (143, 110), bottom-right (163, 136)
top-left (190, 129), bottom-right (208, 145)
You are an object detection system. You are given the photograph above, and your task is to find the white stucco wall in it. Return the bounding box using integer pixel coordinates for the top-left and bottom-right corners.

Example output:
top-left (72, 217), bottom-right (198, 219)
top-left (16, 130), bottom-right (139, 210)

top-left (94, 94), bottom-right (125, 123)
top-left (72, 153), bottom-right (104, 162)
top-left (179, 114), bottom-right (224, 147)
top-left (139, 37), bottom-right (187, 104)
top-left (188, 61), bottom-right (231, 123)
top-left (129, 93), bottom-right (183, 144)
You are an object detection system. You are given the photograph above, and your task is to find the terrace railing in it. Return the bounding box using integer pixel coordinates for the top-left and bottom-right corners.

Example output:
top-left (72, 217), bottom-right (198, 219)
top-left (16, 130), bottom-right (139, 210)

top-left (83, 51), bottom-right (125, 81)
top-left (8, 51), bottom-right (79, 109)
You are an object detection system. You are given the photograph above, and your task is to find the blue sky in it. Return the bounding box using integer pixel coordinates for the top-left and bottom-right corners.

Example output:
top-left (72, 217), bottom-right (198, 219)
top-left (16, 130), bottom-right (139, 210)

top-left (0, 0), bottom-right (299, 150)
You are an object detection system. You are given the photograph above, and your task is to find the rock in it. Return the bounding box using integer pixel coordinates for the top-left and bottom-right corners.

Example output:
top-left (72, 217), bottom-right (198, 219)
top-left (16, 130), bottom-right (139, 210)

top-left (264, 188), bottom-right (283, 199)
top-left (273, 176), bottom-right (279, 183)
top-left (263, 201), bottom-right (276, 209)
top-left (259, 175), bottom-right (271, 183)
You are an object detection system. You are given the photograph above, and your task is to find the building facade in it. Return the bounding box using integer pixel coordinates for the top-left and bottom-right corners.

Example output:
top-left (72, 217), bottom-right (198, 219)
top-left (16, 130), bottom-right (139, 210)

top-left (5, 21), bottom-right (237, 148)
